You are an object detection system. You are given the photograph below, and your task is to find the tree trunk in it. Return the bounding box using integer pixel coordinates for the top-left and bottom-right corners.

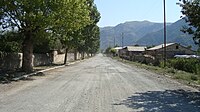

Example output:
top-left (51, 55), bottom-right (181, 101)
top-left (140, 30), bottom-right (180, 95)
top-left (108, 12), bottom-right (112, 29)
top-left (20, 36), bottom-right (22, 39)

top-left (64, 48), bottom-right (68, 64)
top-left (22, 32), bottom-right (33, 73)
top-left (74, 50), bottom-right (77, 60)
top-left (82, 52), bottom-right (85, 60)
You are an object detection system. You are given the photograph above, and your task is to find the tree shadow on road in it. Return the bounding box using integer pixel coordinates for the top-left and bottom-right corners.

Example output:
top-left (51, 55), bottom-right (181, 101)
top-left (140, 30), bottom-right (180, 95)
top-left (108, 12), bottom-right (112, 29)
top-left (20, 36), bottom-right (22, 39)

top-left (114, 89), bottom-right (200, 112)
top-left (0, 71), bottom-right (45, 84)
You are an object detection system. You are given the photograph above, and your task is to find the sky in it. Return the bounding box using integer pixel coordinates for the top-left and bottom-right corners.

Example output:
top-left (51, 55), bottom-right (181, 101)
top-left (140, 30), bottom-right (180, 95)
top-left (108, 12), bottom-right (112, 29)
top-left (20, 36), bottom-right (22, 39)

top-left (94, 0), bottom-right (183, 27)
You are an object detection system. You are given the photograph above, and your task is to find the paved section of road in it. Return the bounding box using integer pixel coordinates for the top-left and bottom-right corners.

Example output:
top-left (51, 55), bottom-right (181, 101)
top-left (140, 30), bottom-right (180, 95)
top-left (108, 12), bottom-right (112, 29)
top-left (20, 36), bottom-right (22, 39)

top-left (0, 54), bottom-right (199, 112)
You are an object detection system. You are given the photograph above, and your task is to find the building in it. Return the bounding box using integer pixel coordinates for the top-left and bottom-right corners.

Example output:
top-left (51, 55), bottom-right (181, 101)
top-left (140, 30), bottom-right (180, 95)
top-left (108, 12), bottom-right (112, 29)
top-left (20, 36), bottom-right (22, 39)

top-left (146, 43), bottom-right (196, 59)
top-left (113, 47), bottom-right (123, 56)
top-left (119, 46), bottom-right (146, 60)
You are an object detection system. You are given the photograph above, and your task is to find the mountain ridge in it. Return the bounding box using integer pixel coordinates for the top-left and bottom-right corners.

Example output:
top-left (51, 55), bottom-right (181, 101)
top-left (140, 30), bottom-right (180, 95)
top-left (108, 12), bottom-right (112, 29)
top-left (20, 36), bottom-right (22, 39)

top-left (100, 21), bottom-right (164, 50)
top-left (136, 19), bottom-right (198, 50)
top-left (100, 19), bottom-right (198, 50)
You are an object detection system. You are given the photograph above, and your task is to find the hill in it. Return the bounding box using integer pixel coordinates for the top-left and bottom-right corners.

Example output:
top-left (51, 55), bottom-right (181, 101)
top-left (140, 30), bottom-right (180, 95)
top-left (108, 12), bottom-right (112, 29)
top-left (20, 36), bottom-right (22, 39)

top-left (136, 19), bottom-right (198, 50)
top-left (100, 21), bottom-right (164, 50)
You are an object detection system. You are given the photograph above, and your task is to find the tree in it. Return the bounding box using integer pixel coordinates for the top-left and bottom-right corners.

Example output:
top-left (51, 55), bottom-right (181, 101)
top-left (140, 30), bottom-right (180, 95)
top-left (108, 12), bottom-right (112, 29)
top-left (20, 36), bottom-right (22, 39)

top-left (0, 31), bottom-right (22, 52)
top-left (51, 0), bottom-right (91, 64)
top-left (77, 0), bottom-right (101, 56)
top-left (63, 0), bottom-right (101, 60)
top-left (105, 47), bottom-right (112, 54)
top-left (0, 0), bottom-right (91, 72)
top-left (178, 0), bottom-right (200, 47)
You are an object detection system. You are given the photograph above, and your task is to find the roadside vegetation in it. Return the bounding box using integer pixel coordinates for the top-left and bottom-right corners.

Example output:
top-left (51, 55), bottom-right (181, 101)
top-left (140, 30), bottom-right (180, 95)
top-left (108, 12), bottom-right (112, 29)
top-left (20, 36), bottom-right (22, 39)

top-left (0, 0), bottom-right (100, 72)
top-left (164, 58), bottom-right (200, 75)
top-left (104, 0), bottom-right (200, 88)
top-left (111, 55), bottom-right (200, 88)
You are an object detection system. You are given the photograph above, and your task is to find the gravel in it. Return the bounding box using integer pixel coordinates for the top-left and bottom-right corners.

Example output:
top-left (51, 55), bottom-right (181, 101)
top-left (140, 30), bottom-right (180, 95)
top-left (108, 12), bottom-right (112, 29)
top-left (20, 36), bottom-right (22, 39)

top-left (0, 54), bottom-right (199, 112)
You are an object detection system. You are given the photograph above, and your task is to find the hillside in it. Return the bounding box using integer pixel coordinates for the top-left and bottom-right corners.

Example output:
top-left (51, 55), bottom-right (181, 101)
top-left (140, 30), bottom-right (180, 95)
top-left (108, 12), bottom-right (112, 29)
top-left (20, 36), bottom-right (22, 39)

top-left (100, 21), bottom-right (164, 50)
top-left (100, 19), bottom-right (198, 50)
top-left (136, 19), bottom-right (198, 50)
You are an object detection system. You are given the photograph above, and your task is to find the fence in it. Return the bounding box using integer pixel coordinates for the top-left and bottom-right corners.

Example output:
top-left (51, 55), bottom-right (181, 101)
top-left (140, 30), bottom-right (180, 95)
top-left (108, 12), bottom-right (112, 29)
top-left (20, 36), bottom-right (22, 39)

top-left (0, 51), bottom-right (91, 71)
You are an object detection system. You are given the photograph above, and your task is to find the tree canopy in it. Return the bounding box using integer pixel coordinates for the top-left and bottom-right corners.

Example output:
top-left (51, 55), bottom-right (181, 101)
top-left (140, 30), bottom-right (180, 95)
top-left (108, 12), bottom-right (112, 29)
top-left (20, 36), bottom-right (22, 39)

top-left (0, 0), bottom-right (100, 72)
top-left (178, 0), bottom-right (200, 47)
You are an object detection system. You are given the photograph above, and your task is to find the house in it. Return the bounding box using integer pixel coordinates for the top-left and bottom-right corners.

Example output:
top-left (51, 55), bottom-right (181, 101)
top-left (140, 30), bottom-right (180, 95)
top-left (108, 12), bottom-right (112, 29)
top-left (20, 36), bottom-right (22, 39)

top-left (119, 46), bottom-right (146, 60)
top-left (146, 43), bottom-right (196, 59)
top-left (113, 47), bottom-right (123, 56)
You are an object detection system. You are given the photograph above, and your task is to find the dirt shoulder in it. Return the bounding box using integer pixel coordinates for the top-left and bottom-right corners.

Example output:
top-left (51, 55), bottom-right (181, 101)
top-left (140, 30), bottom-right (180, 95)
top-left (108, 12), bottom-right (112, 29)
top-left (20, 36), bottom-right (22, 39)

top-left (112, 56), bottom-right (200, 90)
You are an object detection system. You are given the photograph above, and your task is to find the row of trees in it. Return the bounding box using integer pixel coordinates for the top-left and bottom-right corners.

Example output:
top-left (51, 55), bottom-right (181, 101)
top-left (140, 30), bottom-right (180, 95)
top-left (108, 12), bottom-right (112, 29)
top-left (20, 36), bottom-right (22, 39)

top-left (0, 0), bottom-right (100, 72)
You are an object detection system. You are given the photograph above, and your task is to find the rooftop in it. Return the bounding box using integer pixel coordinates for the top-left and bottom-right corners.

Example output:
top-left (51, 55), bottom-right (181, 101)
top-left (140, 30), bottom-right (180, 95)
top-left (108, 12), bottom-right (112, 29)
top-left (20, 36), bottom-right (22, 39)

top-left (125, 46), bottom-right (146, 52)
top-left (147, 43), bottom-right (175, 51)
top-left (114, 47), bottom-right (123, 50)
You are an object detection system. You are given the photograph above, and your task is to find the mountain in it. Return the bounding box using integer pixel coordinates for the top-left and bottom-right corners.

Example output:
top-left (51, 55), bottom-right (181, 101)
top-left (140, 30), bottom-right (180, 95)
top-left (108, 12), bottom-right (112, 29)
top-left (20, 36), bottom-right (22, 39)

top-left (100, 21), bottom-right (164, 50)
top-left (136, 19), bottom-right (198, 50)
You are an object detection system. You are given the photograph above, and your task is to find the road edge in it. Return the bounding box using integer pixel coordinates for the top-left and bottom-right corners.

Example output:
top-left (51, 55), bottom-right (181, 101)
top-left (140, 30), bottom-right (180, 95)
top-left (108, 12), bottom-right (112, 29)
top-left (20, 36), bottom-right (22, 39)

top-left (12, 59), bottom-right (85, 81)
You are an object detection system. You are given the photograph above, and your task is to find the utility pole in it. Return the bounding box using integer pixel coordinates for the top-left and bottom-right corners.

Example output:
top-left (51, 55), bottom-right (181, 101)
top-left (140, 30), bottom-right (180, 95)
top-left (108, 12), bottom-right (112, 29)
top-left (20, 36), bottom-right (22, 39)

top-left (163, 0), bottom-right (167, 67)
top-left (121, 33), bottom-right (124, 48)
top-left (114, 36), bottom-right (116, 47)
top-left (121, 33), bottom-right (124, 60)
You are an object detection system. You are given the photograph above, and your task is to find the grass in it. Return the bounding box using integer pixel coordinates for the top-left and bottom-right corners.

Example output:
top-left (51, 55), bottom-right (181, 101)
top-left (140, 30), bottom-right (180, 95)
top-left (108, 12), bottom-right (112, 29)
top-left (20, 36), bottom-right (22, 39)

top-left (112, 56), bottom-right (200, 88)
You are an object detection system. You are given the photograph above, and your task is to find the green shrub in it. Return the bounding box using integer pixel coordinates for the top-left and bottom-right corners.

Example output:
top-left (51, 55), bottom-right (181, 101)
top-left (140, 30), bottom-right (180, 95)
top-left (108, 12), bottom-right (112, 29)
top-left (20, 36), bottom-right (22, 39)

top-left (195, 64), bottom-right (200, 75)
top-left (174, 74), bottom-right (182, 79)
top-left (167, 68), bottom-right (176, 74)
top-left (198, 80), bottom-right (200, 84)
top-left (167, 58), bottom-right (200, 74)
top-left (191, 75), bottom-right (198, 81)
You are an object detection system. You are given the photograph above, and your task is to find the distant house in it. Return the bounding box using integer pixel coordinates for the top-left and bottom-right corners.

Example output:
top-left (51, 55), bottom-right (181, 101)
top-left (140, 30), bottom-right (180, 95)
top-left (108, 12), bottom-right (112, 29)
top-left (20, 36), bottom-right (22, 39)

top-left (119, 46), bottom-right (146, 60)
top-left (113, 47), bottom-right (123, 56)
top-left (146, 43), bottom-right (196, 59)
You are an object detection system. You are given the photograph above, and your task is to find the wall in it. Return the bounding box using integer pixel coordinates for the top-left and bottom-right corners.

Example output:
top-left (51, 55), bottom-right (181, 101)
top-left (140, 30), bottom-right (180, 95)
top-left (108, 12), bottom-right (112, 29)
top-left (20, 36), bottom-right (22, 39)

top-left (52, 51), bottom-right (65, 64)
top-left (0, 53), bottom-right (22, 71)
top-left (130, 55), bottom-right (160, 65)
top-left (33, 53), bottom-right (51, 66)
top-left (52, 51), bottom-right (84, 64)
top-left (0, 51), bottom-right (91, 71)
top-left (67, 53), bottom-right (75, 62)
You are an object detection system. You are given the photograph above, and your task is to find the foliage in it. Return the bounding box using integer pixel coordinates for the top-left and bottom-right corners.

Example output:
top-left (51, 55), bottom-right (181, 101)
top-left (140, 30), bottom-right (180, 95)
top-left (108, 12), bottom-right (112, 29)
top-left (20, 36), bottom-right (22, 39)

top-left (75, 0), bottom-right (101, 54)
top-left (0, 0), bottom-right (95, 72)
top-left (0, 31), bottom-right (22, 52)
top-left (197, 48), bottom-right (200, 55)
top-left (110, 48), bottom-right (117, 54)
top-left (105, 47), bottom-right (112, 54)
top-left (33, 34), bottom-right (63, 53)
top-left (104, 47), bottom-right (118, 56)
top-left (178, 0), bottom-right (200, 47)
top-left (190, 75), bottom-right (198, 81)
top-left (167, 58), bottom-right (200, 74)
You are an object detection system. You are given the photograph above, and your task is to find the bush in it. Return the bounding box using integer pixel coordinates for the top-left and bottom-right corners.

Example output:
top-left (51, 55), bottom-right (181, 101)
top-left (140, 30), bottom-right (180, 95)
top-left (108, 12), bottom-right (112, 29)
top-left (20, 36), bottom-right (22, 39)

top-left (198, 80), bottom-right (200, 84)
top-left (167, 58), bottom-right (200, 74)
top-left (167, 68), bottom-right (176, 74)
top-left (0, 31), bottom-right (22, 53)
top-left (196, 64), bottom-right (200, 75)
top-left (191, 75), bottom-right (198, 81)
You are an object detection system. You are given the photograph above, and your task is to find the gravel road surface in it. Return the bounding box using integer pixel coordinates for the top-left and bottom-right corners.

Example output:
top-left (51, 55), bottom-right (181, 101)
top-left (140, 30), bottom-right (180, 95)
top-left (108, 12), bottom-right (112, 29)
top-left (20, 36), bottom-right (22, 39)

top-left (0, 54), bottom-right (199, 112)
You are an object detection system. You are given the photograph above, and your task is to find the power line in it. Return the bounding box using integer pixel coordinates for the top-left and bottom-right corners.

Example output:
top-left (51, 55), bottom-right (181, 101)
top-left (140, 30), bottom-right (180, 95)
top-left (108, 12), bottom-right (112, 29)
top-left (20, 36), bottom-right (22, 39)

top-left (121, 33), bottom-right (124, 47)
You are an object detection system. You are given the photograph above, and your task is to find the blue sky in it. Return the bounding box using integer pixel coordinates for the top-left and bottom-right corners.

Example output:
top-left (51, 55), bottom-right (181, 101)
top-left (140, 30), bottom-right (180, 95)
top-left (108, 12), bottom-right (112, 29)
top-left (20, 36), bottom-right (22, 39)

top-left (94, 0), bottom-right (182, 27)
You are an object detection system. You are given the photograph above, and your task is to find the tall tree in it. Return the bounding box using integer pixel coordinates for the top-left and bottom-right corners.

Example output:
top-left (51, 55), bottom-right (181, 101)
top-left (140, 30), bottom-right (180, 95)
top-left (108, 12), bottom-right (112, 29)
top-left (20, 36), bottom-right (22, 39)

top-left (77, 0), bottom-right (101, 56)
top-left (0, 0), bottom-right (91, 72)
top-left (61, 0), bottom-right (101, 62)
top-left (178, 0), bottom-right (200, 47)
top-left (51, 0), bottom-right (91, 64)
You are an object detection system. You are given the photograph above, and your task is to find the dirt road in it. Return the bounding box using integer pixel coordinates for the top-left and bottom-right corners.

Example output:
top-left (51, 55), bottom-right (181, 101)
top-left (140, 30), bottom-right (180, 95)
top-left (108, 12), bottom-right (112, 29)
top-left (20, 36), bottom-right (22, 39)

top-left (0, 54), bottom-right (199, 112)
